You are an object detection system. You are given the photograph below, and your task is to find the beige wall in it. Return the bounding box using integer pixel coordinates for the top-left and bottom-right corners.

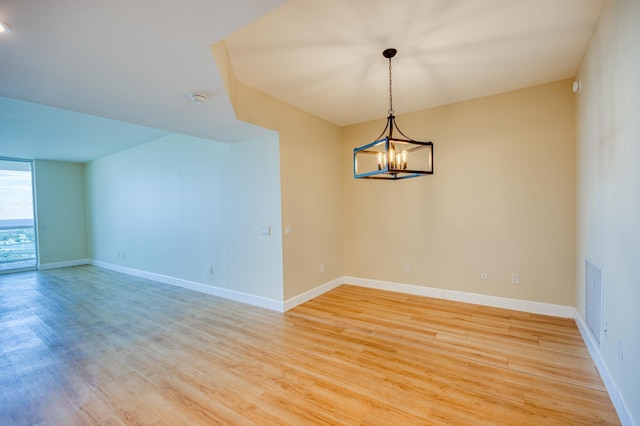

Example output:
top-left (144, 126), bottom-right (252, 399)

top-left (213, 41), bottom-right (344, 300)
top-left (575, 0), bottom-right (640, 420)
top-left (342, 80), bottom-right (576, 306)
top-left (215, 35), bottom-right (576, 306)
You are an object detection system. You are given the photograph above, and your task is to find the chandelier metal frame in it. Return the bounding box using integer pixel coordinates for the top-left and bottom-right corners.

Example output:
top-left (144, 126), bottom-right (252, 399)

top-left (353, 48), bottom-right (434, 180)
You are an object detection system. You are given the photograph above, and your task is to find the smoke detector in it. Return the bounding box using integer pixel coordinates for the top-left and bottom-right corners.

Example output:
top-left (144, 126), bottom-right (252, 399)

top-left (190, 93), bottom-right (207, 105)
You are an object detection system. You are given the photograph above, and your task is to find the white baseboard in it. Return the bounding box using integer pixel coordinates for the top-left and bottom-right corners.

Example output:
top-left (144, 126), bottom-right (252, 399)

top-left (91, 258), bottom-right (345, 313)
top-left (283, 276), bottom-right (344, 311)
top-left (91, 260), bottom-right (285, 312)
top-left (345, 276), bottom-right (575, 318)
top-left (38, 258), bottom-right (90, 270)
top-left (574, 310), bottom-right (636, 426)
top-left (32, 263), bottom-right (578, 320)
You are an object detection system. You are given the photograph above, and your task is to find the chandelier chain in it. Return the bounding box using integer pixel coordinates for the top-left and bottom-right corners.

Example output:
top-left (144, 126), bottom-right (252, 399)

top-left (388, 56), bottom-right (394, 116)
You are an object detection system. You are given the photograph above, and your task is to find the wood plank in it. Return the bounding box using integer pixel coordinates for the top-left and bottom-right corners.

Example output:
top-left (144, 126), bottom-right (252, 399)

top-left (0, 266), bottom-right (620, 425)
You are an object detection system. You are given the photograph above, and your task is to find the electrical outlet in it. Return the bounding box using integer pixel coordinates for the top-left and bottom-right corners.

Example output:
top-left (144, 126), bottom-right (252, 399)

top-left (480, 271), bottom-right (488, 281)
top-left (511, 273), bottom-right (519, 284)
top-left (403, 264), bottom-right (410, 273)
top-left (320, 264), bottom-right (325, 273)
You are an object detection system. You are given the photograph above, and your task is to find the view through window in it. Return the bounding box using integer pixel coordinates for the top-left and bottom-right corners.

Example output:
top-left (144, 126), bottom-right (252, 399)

top-left (0, 159), bottom-right (37, 272)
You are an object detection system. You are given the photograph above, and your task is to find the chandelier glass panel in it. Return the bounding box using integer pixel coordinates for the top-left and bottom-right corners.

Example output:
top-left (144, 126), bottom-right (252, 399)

top-left (353, 48), bottom-right (434, 180)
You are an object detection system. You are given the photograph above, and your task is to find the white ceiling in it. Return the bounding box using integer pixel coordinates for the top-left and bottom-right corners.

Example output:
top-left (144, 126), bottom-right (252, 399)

top-left (0, 97), bottom-right (170, 162)
top-left (225, 0), bottom-right (605, 126)
top-left (0, 0), bottom-right (604, 162)
top-left (0, 0), bottom-right (285, 162)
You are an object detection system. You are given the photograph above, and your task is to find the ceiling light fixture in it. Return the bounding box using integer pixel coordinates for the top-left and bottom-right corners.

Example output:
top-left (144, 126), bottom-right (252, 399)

top-left (353, 48), bottom-right (434, 180)
top-left (190, 93), bottom-right (207, 105)
top-left (0, 21), bottom-right (11, 34)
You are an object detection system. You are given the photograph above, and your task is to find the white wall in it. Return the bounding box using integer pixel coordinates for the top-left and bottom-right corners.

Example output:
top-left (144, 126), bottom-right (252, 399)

top-left (575, 0), bottom-right (640, 423)
top-left (86, 132), bottom-right (283, 301)
top-left (33, 160), bottom-right (88, 266)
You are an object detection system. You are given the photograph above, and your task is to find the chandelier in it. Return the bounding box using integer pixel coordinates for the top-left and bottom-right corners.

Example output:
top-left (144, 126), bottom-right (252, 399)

top-left (353, 48), bottom-right (434, 179)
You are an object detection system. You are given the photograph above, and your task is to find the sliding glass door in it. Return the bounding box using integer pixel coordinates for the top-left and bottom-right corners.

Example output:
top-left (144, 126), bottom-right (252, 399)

top-left (0, 159), bottom-right (37, 273)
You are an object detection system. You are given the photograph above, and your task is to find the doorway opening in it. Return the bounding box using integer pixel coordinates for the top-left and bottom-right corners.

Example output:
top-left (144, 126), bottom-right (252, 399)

top-left (0, 159), bottom-right (37, 273)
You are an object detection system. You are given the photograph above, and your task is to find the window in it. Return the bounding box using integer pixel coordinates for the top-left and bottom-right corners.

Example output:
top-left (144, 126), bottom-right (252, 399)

top-left (0, 159), bottom-right (37, 272)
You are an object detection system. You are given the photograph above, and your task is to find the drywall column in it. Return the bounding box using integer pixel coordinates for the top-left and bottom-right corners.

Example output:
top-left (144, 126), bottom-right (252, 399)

top-left (213, 41), bottom-right (344, 301)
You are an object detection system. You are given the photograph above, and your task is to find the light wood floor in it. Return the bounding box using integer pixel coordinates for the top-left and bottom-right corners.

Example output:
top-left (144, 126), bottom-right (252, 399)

top-left (0, 266), bottom-right (619, 425)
